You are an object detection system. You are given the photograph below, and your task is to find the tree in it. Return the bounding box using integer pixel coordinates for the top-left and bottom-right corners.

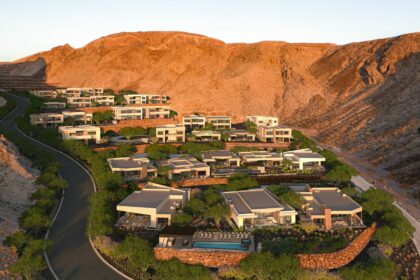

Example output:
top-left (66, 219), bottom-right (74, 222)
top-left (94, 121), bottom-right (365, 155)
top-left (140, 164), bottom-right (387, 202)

top-left (244, 120), bottom-right (257, 133)
top-left (10, 239), bottom-right (48, 280)
top-left (202, 189), bottom-right (223, 206)
top-left (113, 236), bottom-right (154, 272)
top-left (169, 110), bottom-right (178, 118)
top-left (119, 126), bottom-right (147, 139)
top-left (171, 213), bottom-right (193, 226)
top-left (145, 144), bottom-right (178, 160)
top-left (155, 258), bottom-right (212, 280)
top-left (239, 253), bottom-right (300, 280)
top-left (226, 173), bottom-right (259, 191)
top-left (3, 231), bottom-right (27, 254)
top-left (93, 110), bottom-right (113, 124)
top-left (361, 188), bottom-right (393, 215)
top-left (204, 204), bottom-right (228, 225)
top-left (184, 198), bottom-right (206, 216)
top-left (20, 208), bottom-right (51, 233)
top-left (339, 257), bottom-right (398, 280)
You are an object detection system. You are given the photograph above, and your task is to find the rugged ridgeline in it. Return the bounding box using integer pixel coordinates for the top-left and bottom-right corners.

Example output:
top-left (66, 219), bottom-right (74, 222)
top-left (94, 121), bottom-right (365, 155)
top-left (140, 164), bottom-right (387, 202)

top-left (0, 31), bottom-right (419, 190)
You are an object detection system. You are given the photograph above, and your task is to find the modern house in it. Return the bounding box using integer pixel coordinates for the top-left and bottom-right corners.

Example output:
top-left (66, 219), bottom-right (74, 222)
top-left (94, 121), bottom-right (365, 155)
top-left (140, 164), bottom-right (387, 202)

top-left (202, 150), bottom-right (241, 167)
top-left (238, 151), bottom-right (283, 167)
top-left (290, 185), bottom-right (363, 230)
top-left (58, 125), bottom-right (101, 144)
top-left (191, 130), bottom-right (221, 142)
top-left (160, 156), bottom-right (210, 180)
top-left (156, 124), bottom-right (186, 143)
top-left (222, 188), bottom-right (297, 228)
top-left (112, 106), bottom-right (143, 120)
top-left (108, 154), bottom-right (157, 181)
top-left (227, 130), bottom-right (256, 142)
top-left (62, 111), bottom-right (93, 124)
top-left (257, 125), bottom-right (293, 143)
top-left (116, 183), bottom-right (189, 228)
top-left (282, 149), bottom-right (325, 170)
top-left (29, 90), bottom-right (57, 99)
top-left (142, 105), bottom-right (170, 119)
top-left (246, 116), bottom-right (278, 127)
top-left (182, 115), bottom-right (206, 130)
top-left (42, 102), bottom-right (66, 110)
top-left (62, 87), bottom-right (104, 97)
top-left (66, 96), bottom-right (92, 108)
top-left (91, 95), bottom-right (115, 106)
top-left (30, 113), bottom-right (64, 127)
top-left (124, 94), bottom-right (168, 105)
top-left (206, 116), bottom-right (231, 130)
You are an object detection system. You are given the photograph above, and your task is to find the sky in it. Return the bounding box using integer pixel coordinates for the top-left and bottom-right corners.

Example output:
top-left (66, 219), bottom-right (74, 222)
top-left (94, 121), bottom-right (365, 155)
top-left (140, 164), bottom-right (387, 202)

top-left (1, 0), bottom-right (419, 61)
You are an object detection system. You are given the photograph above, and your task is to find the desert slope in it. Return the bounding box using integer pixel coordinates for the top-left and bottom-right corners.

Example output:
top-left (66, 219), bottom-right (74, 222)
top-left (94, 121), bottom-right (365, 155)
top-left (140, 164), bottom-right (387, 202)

top-left (8, 31), bottom-right (420, 191)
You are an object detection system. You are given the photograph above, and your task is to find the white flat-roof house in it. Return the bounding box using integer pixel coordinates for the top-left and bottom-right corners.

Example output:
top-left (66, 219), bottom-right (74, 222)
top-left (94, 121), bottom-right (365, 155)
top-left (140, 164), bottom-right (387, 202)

top-left (91, 95), bottom-right (115, 106)
top-left (30, 113), bottom-right (64, 127)
top-left (257, 126), bottom-right (293, 143)
top-left (124, 94), bottom-right (168, 105)
top-left (29, 90), bottom-right (57, 99)
top-left (42, 102), bottom-right (66, 110)
top-left (161, 156), bottom-right (210, 180)
top-left (206, 116), bottom-right (231, 130)
top-left (156, 124), bottom-right (186, 143)
top-left (117, 182), bottom-right (189, 228)
top-left (62, 111), bottom-right (93, 124)
top-left (228, 130), bottom-right (256, 142)
top-left (246, 116), bottom-right (278, 127)
top-left (290, 185), bottom-right (363, 230)
top-left (282, 149), bottom-right (325, 170)
top-left (108, 154), bottom-right (157, 181)
top-left (182, 115), bottom-right (206, 130)
top-left (202, 150), bottom-right (241, 167)
top-left (222, 188), bottom-right (297, 228)
top-left (58, 125), bottom-right (101, 144)
top-left (239, 151), bottom-right (283, 167)
top-left (191, 130), bottom-right (221, 142)
top-left (112, 106), bottom-right (143, 120)
top-left (66, 96), bottom-right (92, 108)
top-left (63, 87), bottom-right (104, 97)
top-left (143, 105), bottom-right (170, 119)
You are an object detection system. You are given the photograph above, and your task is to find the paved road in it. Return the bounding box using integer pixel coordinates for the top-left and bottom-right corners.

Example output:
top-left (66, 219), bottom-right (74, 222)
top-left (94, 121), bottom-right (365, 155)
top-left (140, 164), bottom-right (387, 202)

top-left (0, 94), bottom-right (124, 279)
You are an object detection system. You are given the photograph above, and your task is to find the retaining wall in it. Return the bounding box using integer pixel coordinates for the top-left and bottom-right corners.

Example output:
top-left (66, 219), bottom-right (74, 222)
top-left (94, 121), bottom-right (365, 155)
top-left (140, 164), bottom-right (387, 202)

top-left (171, 177), bottom-right (228, 188)
top-left (297, 223), bottom-right (376, 269)
top-left (225, 141), bottom-right (290, 150)
top-left (154, 247), bottom-right (250, 268)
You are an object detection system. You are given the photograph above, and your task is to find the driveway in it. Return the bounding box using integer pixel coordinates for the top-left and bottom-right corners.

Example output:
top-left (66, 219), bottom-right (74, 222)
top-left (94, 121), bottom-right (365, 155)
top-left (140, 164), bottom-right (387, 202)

top-left (0, 93), bottom-right (124, 279)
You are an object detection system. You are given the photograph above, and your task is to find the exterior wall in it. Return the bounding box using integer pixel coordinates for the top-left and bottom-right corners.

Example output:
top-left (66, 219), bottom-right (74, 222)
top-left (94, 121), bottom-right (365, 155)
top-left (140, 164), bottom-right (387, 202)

top-left (171, 177), bottom-right (228, 188)
top-left (246, 116), bottom-right (278, 127)
top-left (257, 126), bottom-right (292, 143)
top-left (297, 223), bottom-right (376, 269)
top-left (154, 247), bottom-right (250, 268)
top-left (156, 125), bottom-right (186, 143)
top-left (225, 141), bottom-right (290, 150)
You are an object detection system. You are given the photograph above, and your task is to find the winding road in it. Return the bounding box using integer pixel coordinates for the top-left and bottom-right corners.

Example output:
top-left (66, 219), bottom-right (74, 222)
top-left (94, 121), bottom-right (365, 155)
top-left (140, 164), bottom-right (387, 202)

top-left (0, 93), bottom-right (124, 279)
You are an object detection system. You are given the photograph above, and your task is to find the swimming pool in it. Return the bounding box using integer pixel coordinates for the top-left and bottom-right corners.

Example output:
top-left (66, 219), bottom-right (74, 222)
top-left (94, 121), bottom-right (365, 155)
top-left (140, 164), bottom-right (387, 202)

top-left (192, 241), bottom-right (248, 251)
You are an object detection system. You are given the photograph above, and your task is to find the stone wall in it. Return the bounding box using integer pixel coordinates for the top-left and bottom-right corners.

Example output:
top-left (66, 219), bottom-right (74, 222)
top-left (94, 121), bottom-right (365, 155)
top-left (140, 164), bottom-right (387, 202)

top-left (297, 223), bottom-right (376, 269)
top-left (100, 118), bottom-right (178, 132)
top-left (154, 247), bottom-right (250, 267)
top-left (171, 177), bottom-right (228, 188)
top-left (224, 141), bottom-right (290, 150)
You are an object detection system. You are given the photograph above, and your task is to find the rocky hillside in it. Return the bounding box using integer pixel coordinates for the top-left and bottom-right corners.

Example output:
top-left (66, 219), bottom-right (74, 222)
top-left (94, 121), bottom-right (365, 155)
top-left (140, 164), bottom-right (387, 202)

top-left (5, 31), bottom-right (420, 190)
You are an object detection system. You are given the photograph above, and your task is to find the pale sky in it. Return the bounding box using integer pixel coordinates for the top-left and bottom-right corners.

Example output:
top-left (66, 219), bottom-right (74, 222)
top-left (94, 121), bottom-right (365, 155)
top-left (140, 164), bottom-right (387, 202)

top-left (1, 0), bottom-right (419, 61)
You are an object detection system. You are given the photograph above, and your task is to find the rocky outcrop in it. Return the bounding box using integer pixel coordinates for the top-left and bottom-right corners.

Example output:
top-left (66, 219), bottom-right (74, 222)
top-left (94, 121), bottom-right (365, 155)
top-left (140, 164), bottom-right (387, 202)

top-left (3, 31), bottom-right (420, 191)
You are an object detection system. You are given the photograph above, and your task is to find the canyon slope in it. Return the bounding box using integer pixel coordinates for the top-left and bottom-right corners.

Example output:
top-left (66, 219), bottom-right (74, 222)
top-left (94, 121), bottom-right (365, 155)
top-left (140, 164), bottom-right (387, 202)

top-left (6, 31), bottom-right (420, 191)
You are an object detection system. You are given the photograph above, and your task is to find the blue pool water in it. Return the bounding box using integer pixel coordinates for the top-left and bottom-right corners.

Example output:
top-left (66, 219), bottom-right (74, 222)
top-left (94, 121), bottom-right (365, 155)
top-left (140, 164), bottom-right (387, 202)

top-left (192, 241), bottom-right (248, 251)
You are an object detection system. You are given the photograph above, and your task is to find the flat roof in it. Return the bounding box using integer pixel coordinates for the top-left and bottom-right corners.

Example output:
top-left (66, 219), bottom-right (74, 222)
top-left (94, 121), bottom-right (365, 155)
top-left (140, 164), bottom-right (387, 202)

top-left (223, 188), bottom-right (291, 215)
top-left (109, 158), bottom-right (145, 169)
top-left (312, 189), bottom-right (361, 212)
top-left (202, 150), bottom-right (240, 160)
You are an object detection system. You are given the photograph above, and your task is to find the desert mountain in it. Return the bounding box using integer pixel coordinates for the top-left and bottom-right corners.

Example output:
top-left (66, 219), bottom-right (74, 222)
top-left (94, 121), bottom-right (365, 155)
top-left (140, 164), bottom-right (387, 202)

top-left (6, 31), bottom-right (420, 191)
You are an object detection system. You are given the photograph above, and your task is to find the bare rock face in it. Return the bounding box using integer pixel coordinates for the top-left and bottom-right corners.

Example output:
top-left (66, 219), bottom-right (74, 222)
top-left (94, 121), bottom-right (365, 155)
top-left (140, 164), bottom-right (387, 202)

top-left (0, 135), bottom-right (40, 243)
top-left (9, 31), bottom-right (420, 190)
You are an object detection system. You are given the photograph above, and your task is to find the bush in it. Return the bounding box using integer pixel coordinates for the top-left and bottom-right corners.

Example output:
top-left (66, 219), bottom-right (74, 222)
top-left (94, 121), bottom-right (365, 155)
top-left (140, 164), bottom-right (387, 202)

top-left (268, 185), bottom-right (304, 209)
top-left (88, 191), bottom-right (117, 238)
top-left (155, 258), bottom-right (212, 280)
top-left (239, 252), bottom-right (301, 280)
top-left (226, 173), bottom-right (259, 191)
top-left (10, 239), bottom-right (47, 280)
top-left (92, 110), bottom-right (113, 124)
top-left (145, 144), bottom-right (178, 160)
top-left (178, 141), bottom-right (224, 159)
top-left (184, 198), bottom-right (206, 216)
top-left (171, 213), bottom-right (193, 226)
top-left (118, 126), bottom-right (148, 139)
top-left (339, 257), bottom-right (398, 280)
top-left (113, 236), bottom-right (155, 272)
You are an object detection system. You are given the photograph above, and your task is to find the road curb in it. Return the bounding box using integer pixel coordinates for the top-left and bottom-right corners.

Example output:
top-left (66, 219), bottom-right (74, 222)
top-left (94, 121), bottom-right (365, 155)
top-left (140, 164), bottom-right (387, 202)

top-left (14, 125), bottom-right (132, 280)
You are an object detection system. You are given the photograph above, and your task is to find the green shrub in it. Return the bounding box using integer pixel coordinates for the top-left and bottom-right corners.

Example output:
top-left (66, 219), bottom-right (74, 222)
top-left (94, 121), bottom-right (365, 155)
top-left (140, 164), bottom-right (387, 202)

top-left (155, 258), bottom-right (212, 280)
top-left (113, 236), bottom-right (155, 272)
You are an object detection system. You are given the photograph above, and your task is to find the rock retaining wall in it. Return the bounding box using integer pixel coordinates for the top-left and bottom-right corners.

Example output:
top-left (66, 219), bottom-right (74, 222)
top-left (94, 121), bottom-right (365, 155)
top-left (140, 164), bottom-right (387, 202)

top-left (171, 177), bottom-right (228, 187)
top-left (154, 247), bottom-right (250, 267)
top-left (297, 223), bottom-right (376, 269)
top-left (225, 141), bottom-right (290, 150)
